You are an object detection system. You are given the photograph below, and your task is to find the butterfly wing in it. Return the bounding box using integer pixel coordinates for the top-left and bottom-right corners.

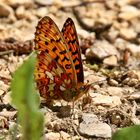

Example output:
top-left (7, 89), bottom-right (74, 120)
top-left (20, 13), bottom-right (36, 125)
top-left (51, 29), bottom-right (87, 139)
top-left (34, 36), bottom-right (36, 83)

top-left (62, 18), bottom-right (84, 83)
top-left (34, 16), bottom-right (79, 101)
top-left (34, 16), bottom-right (77, 86)
top-left (34, 51), bottom-right (73, 101)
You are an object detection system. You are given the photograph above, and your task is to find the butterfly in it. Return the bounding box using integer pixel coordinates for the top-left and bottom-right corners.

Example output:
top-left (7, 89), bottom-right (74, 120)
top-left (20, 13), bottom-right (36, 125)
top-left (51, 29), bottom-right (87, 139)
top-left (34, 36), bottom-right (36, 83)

top-left (34, 16), bottom-right (91, 103)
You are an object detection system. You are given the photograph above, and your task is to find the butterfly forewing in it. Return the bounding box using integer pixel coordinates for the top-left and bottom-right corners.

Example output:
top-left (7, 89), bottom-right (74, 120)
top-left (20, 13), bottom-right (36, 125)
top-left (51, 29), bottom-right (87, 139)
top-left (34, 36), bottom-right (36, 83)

top-left (62, 18), bottom-right (84, 83)
top-left (34, 16), bottom-right (77, 85)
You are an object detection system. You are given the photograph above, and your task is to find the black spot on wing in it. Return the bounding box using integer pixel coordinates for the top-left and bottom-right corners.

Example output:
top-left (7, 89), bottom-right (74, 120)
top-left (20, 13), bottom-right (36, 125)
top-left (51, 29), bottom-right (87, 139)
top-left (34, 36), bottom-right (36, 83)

top-left (68, 39), bottom-right (76, 45)
top-left (60, 50), bottom-right (66, 54)
top-left (75, 64), bottom-right (80, 70)
top-left (72, 49), bottom-right (78, 55)
top-left (54, 56), bottom-right (59, 62)
top-left (45, 41), bottom-right (48, 45)
top-left (56, 38), bottom-right (61, 42)
top-left (62, 56), bottom-right (69, 62)
top-left (52, 46), bottom-right (57, 52)
top-left (73, 57), bottom-right (79, 63)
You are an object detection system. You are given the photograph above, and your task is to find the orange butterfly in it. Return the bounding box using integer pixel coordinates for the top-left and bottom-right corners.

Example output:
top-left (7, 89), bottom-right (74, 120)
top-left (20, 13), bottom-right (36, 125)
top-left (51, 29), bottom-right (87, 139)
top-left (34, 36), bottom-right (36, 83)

top-left (34, 16), bottom-right (91, 103)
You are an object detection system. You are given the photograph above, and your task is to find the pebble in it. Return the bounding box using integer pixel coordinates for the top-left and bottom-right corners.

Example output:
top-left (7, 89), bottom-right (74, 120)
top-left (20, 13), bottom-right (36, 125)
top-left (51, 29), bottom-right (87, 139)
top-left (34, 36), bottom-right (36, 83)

top-left (118, 5), bottom-right (140, 20)
top-left (92, 94), bottom-right (121, 107)
top-left (6, 0), bottom-right (33, 5)
top-left (0, 3), bottom-right (14, 18)
top-left (103, 55), bottom-right (118, 66)
top-left (78, 113), bottom-right (111, 138)
top-left (120, 28), bottom-right (137, 40)
top-left (0, 109), bottom-right (17, 119)
top-left (3, 91), bottom-right (11, 105)
top-left (116, 0), bottom-right (134, 6)
top-left (44, 132), bottom-right (60, 140)
top-left (58, 105), bottom-right (71, 117)
top-left (35, 0), bottom-right (53, 6)
top-left (60, 131), bottom-right (71, 140)
top-left (16, 6), bottom-right (25, 19)
top-left (107, 87), bottom-right (123, 97)
top-left (126, 43), bottom-right (140, 57)
top-left (108, 79), bottom-right (119, 86)
top-left (107, 28), bottom-right (119, 42)
top-left (16, 5), bottom-right (36, 21)
top-left (128, 91), bottom-right (140, 101)
top-left (114, 38), bottom-right (127, 50)
top-left (88, 40), bottom-right (120, 60)
top-left (35, 7), bottom-right (48, 18)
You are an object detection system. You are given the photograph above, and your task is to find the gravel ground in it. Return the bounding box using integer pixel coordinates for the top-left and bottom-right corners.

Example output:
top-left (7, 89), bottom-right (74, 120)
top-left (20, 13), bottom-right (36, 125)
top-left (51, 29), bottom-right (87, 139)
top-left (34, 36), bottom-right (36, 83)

top-left (0, 0), bottom-right (140, 139)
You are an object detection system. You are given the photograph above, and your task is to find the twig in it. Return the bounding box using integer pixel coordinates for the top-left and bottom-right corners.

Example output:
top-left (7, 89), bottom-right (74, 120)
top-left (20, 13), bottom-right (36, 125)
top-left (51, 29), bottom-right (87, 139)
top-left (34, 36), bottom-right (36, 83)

top-left (0, 39), bottom-right (33, 55)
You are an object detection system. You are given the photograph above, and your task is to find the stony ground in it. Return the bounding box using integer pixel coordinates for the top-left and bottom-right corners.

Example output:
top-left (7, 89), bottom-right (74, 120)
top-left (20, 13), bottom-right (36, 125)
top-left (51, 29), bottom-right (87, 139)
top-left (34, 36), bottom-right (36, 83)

top-left (0, 0), bottom-right (140, 139)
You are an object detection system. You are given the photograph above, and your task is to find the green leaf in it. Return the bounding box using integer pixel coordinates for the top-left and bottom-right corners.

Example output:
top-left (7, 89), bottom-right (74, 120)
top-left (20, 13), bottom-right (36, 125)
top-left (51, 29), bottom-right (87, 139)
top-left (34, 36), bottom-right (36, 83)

top-left (11, 53), bottom-right (44, 140)
top-left (112, 125), bottom-right (140, 140)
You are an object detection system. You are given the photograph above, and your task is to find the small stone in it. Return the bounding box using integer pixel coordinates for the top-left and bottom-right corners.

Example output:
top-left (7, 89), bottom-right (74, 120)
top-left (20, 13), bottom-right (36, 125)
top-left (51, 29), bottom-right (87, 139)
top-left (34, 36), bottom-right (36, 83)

top-left (107, 29), bottom-right (119, 42)
top-left (0, 81), bottom-right (9, 94)
top-left (89, 40), bottom-right (119, 60)
top-left (44, 132), bottom-right (60, 140)
top-left (82, 113), bottom-right (99, 123)
top-left (35, 0), bottom-right (53, 6)
top-left (60, 131), bottom-right (70, 140)
top-left (120, 28), bottom-right (137, 40)
top-left (127, 78), bottom-right (138, 86)
top-left (131, 18), bottom-right (140, 33)
top-left (35, 7), bottom-right (48, 18)
top-left (5, 0), bottom-right (33, 5)
top-left (16, 6), bottom-right (36, 21)
top-left (107, 110), bottom-right (132, 126)
top-left (92, 94), bottom-right (121, 107)
top-left (78, 113), bottom-right (111, 138)
top-left (103, 55), bottom-right (118, 66)
top-left (58, 105), bottom-right (71, 117)
top-left (116, 0), bottom-right (134, 6)
top-left (0, 109), bottom-right (17, 119)
top-left (128, 92), bottom-right (140, 101)
top-left (118, 5), bottom-right (140, 20)
top-left (3, 91), bottom-right (11, 105)
top-left (0, 3), bottom-right (13, 17)
top-left (107, 87), bottom-right (123, 97)
top-left (126, 43), bottom-right (140, 57)
top-left (16, 6), bottom-right (25, 19)
top-left (108, 79), bottom-right (119, 86)
top-left (114, 38), bottom-right (127, 50)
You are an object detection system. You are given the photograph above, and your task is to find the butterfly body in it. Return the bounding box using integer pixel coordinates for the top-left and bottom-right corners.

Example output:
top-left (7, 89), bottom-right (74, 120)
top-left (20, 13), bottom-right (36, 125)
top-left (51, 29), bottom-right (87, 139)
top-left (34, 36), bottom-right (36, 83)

top-left (34, 16), bottom-right (90, 103)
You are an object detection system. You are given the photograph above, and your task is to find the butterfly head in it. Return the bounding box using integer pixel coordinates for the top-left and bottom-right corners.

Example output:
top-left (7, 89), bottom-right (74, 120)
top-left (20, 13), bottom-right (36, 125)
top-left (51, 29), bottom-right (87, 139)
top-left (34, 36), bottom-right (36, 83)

top-left (75, 82), bottom-right (91, 100)
top-left (60, 82), bottom-right (91, 102)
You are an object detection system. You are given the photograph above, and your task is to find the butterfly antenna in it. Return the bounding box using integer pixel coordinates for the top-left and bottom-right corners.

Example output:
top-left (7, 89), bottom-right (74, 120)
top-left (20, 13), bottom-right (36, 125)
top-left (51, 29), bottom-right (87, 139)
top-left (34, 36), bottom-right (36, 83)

top-left (87, 78), bottom-right (107, 86)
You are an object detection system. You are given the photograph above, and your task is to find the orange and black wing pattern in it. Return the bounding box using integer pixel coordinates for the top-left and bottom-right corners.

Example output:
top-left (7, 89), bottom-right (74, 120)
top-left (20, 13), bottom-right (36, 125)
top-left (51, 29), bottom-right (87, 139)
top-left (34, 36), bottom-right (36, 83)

top-left (34, 16), bottom-right (90, 102)
top-left (34, 16), bottom-right (77, 85)
top-left (34, 51), bottom-right (72, 101)
top-left (34, 16), bottom-right (77, 101)
top-left (62, 18), bottom-right (84, 83)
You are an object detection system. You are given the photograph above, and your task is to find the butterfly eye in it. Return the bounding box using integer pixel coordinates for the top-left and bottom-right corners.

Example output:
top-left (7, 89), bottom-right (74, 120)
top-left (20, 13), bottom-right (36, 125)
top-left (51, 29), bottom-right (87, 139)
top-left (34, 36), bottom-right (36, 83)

top-left (79, 86), bottom-right (85, 91)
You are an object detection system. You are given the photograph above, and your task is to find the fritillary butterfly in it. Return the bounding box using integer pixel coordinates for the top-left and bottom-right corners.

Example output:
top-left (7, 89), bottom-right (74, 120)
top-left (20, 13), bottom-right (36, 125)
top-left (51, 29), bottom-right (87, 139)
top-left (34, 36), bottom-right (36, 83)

top-left (34, 16), bottom-right (91, 103)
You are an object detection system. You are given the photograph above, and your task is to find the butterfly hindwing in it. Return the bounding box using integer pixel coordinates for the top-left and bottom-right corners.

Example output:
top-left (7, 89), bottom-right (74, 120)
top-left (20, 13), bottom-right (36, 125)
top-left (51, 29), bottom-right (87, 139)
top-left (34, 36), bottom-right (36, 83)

top-left (34, 51), bottom-right (72, 100)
